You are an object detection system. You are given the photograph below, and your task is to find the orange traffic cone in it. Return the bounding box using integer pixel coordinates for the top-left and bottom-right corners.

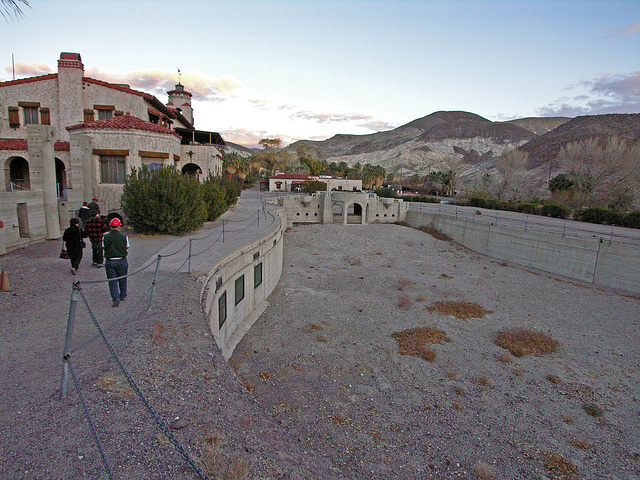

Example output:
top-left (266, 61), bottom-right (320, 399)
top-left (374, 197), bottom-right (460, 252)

top-left (0, 270), bottom-right (11, 292)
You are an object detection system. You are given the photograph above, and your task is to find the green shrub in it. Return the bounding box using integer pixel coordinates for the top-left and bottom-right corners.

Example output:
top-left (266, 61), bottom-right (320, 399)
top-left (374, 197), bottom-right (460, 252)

top-left (400, 195), bottom-right (439, 203)
top-left (541, 203), bottom-right (571, 219)
top-left (375, 187), bottom-right (398, 198)
top-left (122, 166), bottom-right (207, 235)
top-left (621, 211), bottom-right (640, 229)
top-left (517, 203), bottom-right (539, 215)
top-left (574, 206), bottom-right (623, 225)
top-left (202, 176), bottom-right (241, 221)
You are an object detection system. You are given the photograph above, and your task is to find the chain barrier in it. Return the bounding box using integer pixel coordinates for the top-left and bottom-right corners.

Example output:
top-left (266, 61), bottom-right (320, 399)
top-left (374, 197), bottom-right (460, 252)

top-left (68, 360), bottom-right (115, 480)
top-left (76, 287), bottom-right (212, 480)
top-left (60, 206), bottom-right (279, 479)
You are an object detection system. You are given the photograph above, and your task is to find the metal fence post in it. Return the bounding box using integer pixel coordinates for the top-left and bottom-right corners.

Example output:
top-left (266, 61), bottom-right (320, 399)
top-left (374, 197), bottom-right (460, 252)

top-left (562, 218), bottom-right (567, 237)
top-left (60, 282), bottom-right (81, 398)
top-left (257, 209), bottom-right (260, 228)
top-left (222, 219), bottom-right (225, 242)
top-left (147, 256), bottom-right (162, 311)
top-left (188, 238), bottom-right (192, 273)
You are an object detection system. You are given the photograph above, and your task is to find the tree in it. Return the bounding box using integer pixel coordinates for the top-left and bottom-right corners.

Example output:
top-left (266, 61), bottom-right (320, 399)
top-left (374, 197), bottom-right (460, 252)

top-left (201, 176), bottom-right (242, 221)
top-left (1, 0), bottom-right (29, 20)
top-left (301, 179), bottom-right (326, 194)
top-left (494, 150), bottom-right (528, 199)
top-left (122, 166), bottom-right (207, 235)
top-left (557, 137), bottom-right (640, 208)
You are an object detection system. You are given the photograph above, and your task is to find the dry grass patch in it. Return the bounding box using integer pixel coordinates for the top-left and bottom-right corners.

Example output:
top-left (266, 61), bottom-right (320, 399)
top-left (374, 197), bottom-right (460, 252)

top-left (331, 415), bottom-right (350, 425)
top-left (197, 430), bottom-right (249, 480)
top-left (343, 255), bottom-right (362, 266)
top-left (542, 452), bottom-right (577, 479)
top-left (474, 461), bottom-right (496, 479)
top-left (392, 327), bottom-right (450, 363)
top-left (397, 293), bottom-right (413, 309)
top-left (583, 402), bottom-right (604, 417)
top-left (494, 327), bottom-right (558, 357)
top-left (427, 300), bottom-right (490, 319)
top-left (547, 374), bottom-right (561, 384)
top-left (568, 437), bottom-right (592, 450)
top-left (472, 375), bottom-right (490, 386)
top-left (416, 223), bottom-right (452, 241)
top-left (397, 277), bottom-right (412, 290)
top-left (95, 373), bottom-right (133, 399)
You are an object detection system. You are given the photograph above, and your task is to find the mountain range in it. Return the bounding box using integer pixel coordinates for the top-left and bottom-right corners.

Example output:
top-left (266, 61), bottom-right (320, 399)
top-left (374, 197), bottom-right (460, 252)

top-left (288, 112), bottom-right (640, 194)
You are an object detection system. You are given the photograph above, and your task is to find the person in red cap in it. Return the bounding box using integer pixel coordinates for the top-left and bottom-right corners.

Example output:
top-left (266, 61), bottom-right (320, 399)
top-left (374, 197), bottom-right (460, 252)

top-left (87, 197), bottom-right (100, 216)
top-left (103, 217), bottom-right (129, 307)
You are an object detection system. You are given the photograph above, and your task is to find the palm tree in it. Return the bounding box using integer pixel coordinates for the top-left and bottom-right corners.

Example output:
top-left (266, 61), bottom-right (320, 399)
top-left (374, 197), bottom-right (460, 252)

top-left (1, 0), bottom-right (29, 19)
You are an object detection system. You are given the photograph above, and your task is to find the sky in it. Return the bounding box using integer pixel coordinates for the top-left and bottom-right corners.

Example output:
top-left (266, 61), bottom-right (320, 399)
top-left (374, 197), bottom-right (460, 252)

top-left (1, 0), bottom-right (638, 147)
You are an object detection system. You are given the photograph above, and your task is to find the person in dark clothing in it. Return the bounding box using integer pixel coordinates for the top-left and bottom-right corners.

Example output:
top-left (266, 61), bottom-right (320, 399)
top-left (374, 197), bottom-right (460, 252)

top-left (62, 218), bottom-right (88, 275)
top-left (103, 217), bottom-right (129, 307)
top-left (87, 197), bottom-right (100, 216)
top-left (78, 202), bottom-right (92, 230)
top-left (85, 212), bottom-right (109, 267)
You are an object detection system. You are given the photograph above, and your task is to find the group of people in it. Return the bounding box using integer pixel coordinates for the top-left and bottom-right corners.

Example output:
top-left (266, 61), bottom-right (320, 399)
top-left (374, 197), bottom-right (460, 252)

top-left (62, 197), bottom-right (129, 307)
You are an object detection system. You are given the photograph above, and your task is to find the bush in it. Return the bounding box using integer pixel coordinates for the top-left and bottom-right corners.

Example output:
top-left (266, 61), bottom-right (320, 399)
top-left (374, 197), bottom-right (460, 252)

top-left (574, 206), bottom-right (624, 225)
top-left (541, 203), bottom-right (571, 219)
top-left (122, 166), bottom-right (207, 235)
top-left (621, 211), bottom-right (640, 229)
top-left (375, 187), bottom-right (398, 198)
top-left (399, 195), bottom-right (439, 203)
top-left (201, 176), bottom-right (241, 221)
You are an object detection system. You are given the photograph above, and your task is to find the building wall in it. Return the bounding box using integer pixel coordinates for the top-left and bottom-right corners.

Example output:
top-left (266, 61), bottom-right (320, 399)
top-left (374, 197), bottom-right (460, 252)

top-left (0, 77), bottom-right (60, 139)
top-left (178, 144), bottom-right (223, 179)
top-left (276, 191), bottom-right (407, 227)
top-left (68, 127), bottom-right (182, 215)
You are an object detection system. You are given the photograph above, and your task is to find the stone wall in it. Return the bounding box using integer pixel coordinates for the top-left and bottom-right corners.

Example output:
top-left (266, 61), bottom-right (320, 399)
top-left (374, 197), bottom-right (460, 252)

top-left (200, 209), bottom-right (286, 359)
top-left (405, 210), bottom-right (640, 294)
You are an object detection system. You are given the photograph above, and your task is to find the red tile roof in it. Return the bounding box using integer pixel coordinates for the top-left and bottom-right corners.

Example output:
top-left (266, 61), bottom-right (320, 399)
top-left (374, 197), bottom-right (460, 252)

top-left (66, 114), bottom-right (181, 137)
top-left (0, 73), bottom-right (58, 87)
top-left (0, 139), bottom-right (70, 151)
top-left (270, 173), bottom-right (312, 180)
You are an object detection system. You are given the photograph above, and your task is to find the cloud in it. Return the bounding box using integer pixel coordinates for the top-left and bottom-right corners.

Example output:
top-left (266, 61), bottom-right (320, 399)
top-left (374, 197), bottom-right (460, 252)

top-left (287, 108), bottom-right (396, 131)
top-left (608, 22), bottom-right (640, 38)
top-left (4, 62), bottom-right (53, 78)
top-left (220, 127), bottom-right (305, 149)
top-left (537, 71), bottom-right (640, 117)
top-left (84, 67), bottom-right (243, 102)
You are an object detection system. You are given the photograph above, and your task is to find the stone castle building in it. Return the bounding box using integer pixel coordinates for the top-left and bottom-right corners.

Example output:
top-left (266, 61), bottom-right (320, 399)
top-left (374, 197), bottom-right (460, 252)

top-left (0, 52), bottom-right (224, 254)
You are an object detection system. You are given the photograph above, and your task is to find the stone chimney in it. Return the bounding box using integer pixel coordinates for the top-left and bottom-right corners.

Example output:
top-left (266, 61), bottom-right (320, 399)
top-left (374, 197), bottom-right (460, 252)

top-left (57, 52), bottom-right (84, 141)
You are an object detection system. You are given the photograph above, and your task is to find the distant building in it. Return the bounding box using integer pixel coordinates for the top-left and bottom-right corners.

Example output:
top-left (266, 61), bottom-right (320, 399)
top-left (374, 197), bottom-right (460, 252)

top-left (0, 52), bottom-right (225, 253)
top-left (268, 172), bottom-right (362, 192)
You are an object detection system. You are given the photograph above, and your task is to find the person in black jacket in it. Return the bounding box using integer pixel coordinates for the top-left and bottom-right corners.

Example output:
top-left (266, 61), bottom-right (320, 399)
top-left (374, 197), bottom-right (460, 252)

top-left (62, 218), bottom-right (88, 275)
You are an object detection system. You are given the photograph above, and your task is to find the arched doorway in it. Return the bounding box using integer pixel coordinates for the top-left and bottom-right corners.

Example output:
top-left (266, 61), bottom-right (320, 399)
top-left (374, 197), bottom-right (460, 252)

top-left (7, 156), bottom-right (30, 191)
top-left (347, 202), bottom-right (363, 224)
top-left (55, 158), bottom-right (67, 199)
top-left (182, 163), bottom-right (203, 178)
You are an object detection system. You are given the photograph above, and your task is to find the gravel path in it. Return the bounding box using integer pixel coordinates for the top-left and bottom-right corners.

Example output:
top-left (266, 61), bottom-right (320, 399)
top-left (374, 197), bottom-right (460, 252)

top-left (1, 221), bottom-right (639, 479)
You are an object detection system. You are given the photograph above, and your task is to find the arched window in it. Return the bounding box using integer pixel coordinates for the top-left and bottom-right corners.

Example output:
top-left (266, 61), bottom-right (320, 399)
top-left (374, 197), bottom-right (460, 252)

top-left (7, 157), bottom-right (30, 191)
top-left (182, 162), bottom-right (202, 177)
top-left (55, 158), bottom-right (67, 199)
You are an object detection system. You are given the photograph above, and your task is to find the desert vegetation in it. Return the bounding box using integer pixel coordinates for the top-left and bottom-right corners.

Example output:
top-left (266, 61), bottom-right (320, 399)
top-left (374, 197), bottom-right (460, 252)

top-left (494, 328), bottom-right (558, 357)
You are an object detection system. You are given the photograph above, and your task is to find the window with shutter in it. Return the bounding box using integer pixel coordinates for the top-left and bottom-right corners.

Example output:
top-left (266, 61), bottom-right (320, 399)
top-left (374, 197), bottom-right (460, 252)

top-left (8, 107), bottom-right (20, 128)
top-left (40, 108), bottom-right (51, 125)
top-left (84, 109), bottom-right (95, 123)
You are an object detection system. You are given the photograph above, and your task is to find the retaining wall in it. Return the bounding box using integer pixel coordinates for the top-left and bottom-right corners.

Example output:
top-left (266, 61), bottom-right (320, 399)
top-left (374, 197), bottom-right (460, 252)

top-left (200, 209), bottom-right (286, 359)
top-left (406, 210), bottom-right (640, 294)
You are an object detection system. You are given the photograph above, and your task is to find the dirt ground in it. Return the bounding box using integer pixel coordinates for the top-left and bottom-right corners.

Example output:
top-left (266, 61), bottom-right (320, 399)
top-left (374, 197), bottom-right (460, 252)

top-left (1, 222), bottom-right (639, 479)
top-left (230, 223), bottom-right (640, 480)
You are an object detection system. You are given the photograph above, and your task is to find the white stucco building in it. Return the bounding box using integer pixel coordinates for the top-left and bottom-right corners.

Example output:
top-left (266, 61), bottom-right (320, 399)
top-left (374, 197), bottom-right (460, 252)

top-left (268, 173), bottom-right (363, 193)
top-left (0, 52), bottom-right (224, 253)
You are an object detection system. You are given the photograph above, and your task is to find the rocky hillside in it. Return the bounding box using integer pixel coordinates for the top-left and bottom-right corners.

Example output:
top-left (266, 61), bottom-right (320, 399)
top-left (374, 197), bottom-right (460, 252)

top-left (519, 114), bottom-right (640, 168)
top-left (289, 111), bottom-right (571, 178)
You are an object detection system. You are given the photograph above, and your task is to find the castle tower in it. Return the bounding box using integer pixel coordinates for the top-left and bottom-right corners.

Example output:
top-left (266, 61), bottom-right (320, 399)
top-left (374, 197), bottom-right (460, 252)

top-left (167, 82), bottom-right (194, 126)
